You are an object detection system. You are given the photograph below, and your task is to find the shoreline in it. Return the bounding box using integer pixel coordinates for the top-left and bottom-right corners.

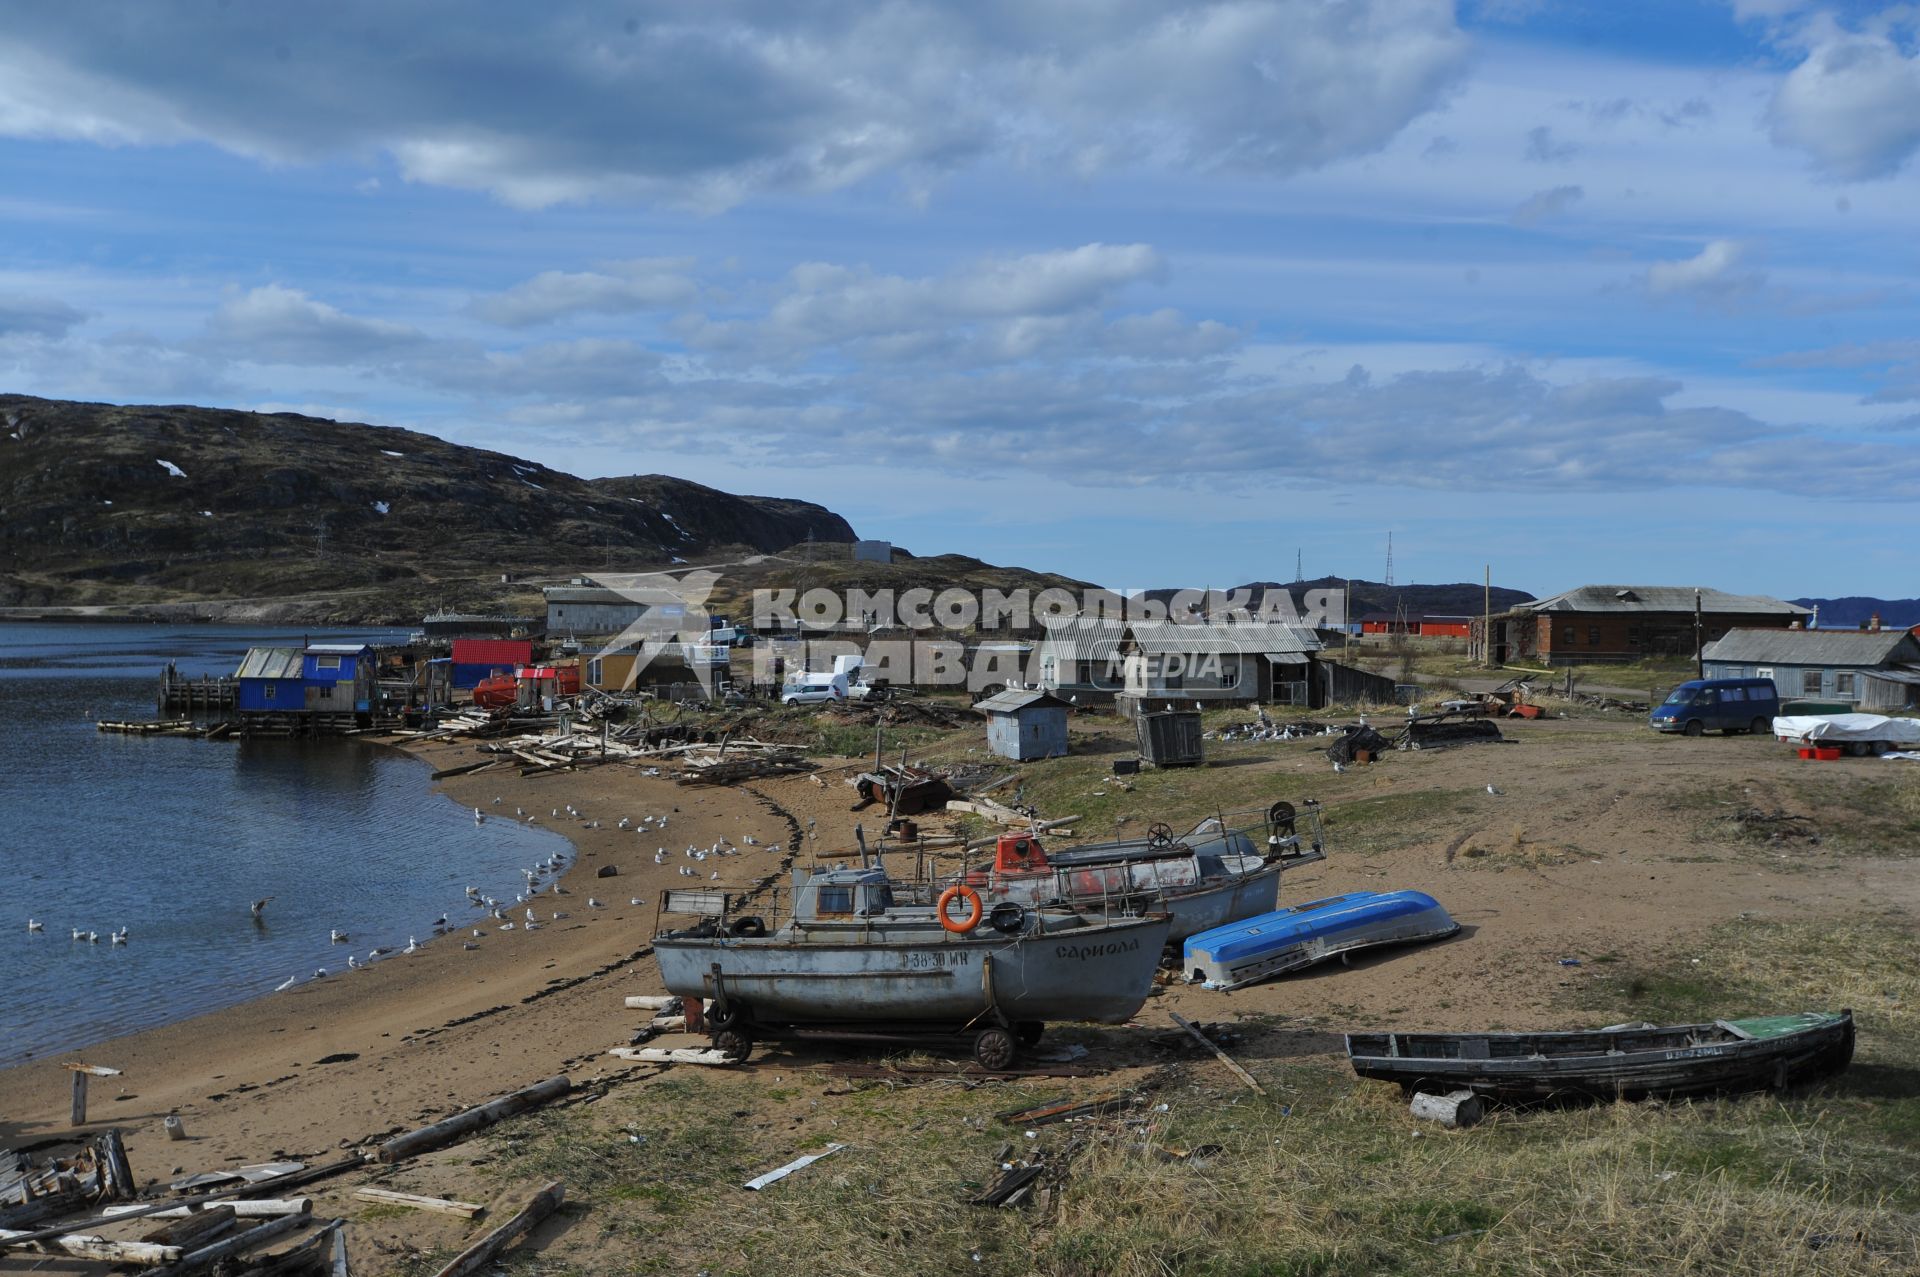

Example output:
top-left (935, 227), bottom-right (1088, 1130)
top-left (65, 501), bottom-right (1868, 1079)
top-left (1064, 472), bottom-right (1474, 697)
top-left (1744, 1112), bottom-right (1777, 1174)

top-left (0, 731), bottom-right (801, 1173)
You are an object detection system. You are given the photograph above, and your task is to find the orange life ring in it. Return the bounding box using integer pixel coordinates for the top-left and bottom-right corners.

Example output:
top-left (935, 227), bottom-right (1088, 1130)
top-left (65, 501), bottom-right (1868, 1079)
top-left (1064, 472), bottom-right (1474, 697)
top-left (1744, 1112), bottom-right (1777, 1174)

top-left (936, 884), bottom-right (983, 934)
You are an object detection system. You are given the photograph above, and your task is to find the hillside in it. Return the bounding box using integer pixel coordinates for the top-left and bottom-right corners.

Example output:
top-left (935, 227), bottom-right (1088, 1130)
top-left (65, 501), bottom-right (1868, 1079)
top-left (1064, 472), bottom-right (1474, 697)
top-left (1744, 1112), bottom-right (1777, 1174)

top-left (1144, 577), bottom-right (1534, 621)
top-left (1792, 597), bottom-right (1920, 629)
top-left (0, 395), bottom-right (855, 622)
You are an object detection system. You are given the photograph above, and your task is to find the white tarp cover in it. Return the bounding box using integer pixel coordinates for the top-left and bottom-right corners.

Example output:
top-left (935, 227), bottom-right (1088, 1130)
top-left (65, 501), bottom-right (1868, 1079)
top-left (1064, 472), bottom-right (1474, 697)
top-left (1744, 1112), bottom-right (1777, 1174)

top-left (1772, 713), bottom-right (1920, 744)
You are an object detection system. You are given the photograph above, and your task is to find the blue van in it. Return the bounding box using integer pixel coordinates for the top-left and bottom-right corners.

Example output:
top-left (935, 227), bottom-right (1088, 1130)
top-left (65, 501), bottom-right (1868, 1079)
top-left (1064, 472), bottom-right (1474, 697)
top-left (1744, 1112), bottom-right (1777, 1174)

top-left (1649, 678), bottom-right (1780, 736)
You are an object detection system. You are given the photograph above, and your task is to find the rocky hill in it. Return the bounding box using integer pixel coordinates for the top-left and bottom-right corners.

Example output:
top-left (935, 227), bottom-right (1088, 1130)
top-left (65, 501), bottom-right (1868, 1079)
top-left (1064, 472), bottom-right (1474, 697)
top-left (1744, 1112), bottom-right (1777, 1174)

top-left (0, 394), bottom-right (855, 621)
top-left (1142, 577), bottom-right (1534, 622)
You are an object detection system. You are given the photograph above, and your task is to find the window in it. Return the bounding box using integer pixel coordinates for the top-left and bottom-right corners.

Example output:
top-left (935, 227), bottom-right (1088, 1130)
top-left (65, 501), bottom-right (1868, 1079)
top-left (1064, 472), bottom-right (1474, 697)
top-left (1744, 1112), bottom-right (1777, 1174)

top-left (1724, 686), bottom-right (1745, 701)
top-left (1560, 627), bottom-right (1574, 645)
top-left (1802, 670), bottom-right (1823, 695)
top-left (264, 684), bottom-right (275, 701)
top-left (816, 886), bottom-right (854, 915)
top-left (1588, 626), bottom-right (1601, 646)
top-left (1628, 626), bottom-right (1642, 647)
top-left (315, 655), bottom-right (341, 671)
top-left (587, 658), bottom-right (602, 685)
top-left (1836, 672), bottom-right (1856, 697)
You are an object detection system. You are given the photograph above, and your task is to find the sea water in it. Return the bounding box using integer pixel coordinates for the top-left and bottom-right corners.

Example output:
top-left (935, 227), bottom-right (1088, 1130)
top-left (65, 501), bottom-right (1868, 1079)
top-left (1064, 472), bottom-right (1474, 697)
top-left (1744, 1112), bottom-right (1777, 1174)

top-left (0, 622), bottom-right (570, 1064)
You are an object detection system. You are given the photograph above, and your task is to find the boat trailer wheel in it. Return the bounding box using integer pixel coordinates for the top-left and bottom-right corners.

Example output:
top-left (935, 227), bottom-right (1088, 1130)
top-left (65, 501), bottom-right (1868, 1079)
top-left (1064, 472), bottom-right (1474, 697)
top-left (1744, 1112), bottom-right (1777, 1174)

top-left (1267, 801), bottom-right (1296, 836)
top-left (706, 1000), bottom-right (745, 1030)
top-left (1015, 1021), bottom-right (1045, 1047)
top-left (713, 1029), bottom-right (754, 1062)
top-left (974, 1027), bottom-right (1018, 1071)
top-left (1147, 822), bottom-right (1176, 849)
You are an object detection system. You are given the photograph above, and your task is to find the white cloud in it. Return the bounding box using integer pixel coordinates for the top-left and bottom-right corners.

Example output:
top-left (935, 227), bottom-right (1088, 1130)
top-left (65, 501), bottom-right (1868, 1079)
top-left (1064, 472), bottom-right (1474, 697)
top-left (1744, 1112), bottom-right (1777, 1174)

top-left (1642, 239), bottom-right (1763, 301)
top-left (471, 259), bottom-right (697, 326)
top-left (202, 285), bottom-right (432, 365)
top-left (0, 2), bottom-right (1470, 209)
top-left (1770, 25), bottom-right (1920, 179)
top-left (0, 293), bottom-right (86, 337)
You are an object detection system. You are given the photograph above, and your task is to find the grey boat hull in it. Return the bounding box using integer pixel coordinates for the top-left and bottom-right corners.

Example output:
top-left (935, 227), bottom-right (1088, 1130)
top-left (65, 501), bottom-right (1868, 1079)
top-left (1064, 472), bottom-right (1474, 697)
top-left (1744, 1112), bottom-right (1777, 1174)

top-left (655, 913), bottom-right (1170, 1028)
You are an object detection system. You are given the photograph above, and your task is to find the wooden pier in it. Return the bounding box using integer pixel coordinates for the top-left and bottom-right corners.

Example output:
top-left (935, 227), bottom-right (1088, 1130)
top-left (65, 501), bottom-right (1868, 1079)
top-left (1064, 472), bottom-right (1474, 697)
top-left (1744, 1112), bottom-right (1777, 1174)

top-left (158, 667), bottom-right (235, 715)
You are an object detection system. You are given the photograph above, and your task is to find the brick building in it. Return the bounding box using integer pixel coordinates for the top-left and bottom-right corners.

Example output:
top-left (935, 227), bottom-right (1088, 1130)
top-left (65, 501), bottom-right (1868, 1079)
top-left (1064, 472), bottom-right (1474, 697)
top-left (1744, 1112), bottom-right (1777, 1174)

top-left (1474, 586), bottom-right (1810, 666)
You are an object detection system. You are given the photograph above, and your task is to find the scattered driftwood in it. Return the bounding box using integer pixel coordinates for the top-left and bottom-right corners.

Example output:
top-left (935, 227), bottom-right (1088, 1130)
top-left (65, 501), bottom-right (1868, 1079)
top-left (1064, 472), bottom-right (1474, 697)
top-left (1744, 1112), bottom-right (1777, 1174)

top-left (376, 1076), bottom-right (571, 1164)
top-left (352, 1188), bottom-right (483, 1219)
top-left (0, 1130), bottom-right (136, 1231)
top-left (1169, 1013), bottom-right (1266, 1096)
top-left (140, 1205), bottom-right (234, 1251)
top-left (1410, 1089), bottom-right (1486, 1129)
top-left (64, 1062), bottom-right (122, 1126)
top-left (623, 995), bottom-right (679, 1012)
top-left (970, 1163), bottom-right (1044, 1208)
top-left (995, 1092), bottom-right (1138, 1128)
top-left (0, 1225), bottom-right (180, 1264)
top-left (428, 1181), bottom-right (563, 1277)
top-left (149, 1211), bottom-right (309, 1275)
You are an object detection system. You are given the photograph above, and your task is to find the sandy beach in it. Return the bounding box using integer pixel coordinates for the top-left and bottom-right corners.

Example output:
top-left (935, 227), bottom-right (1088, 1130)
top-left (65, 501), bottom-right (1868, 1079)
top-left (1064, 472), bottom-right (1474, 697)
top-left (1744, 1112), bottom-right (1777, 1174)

top-left (5, 715), bottom-right (1914, 1272)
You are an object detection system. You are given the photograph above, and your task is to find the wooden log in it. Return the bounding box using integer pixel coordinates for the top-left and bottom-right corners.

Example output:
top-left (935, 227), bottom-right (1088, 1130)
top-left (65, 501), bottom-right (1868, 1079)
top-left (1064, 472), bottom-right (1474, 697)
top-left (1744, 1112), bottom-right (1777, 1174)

top-left (623, 995), bottom-right (676, 1011)
top-left (106, 1199), bottom-right (311, 1220)
top-left (0, 1226), bottom-right (181, 1264)
top-left (1409, 1089), bottom-right (1485, 1129)
top-left (374, 1076), bottom-right (571, 1164)
top-left (352, 1188), bottom-right (484, 1219)
top-left (150, 1211), bottom-right (308, 1275)
top-left (1169, 1013), bottom-right (1266, 1096)
top-left (328, 1222), bottom-right (352, 1277)
top-left (606, 1047), bottom-right (734, 1066)
top-left (427, 1181), bottom-right (563, 1277)
top-left (141, 1205), bottom-right (236, 1250)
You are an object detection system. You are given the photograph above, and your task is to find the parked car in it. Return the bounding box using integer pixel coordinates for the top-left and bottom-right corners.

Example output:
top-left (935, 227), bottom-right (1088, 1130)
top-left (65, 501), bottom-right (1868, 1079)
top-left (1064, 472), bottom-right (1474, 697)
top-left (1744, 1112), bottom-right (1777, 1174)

top-left (1649, 678), bottom-right (1779, 736)
top-left (780, 671), bottom-right (848, 705)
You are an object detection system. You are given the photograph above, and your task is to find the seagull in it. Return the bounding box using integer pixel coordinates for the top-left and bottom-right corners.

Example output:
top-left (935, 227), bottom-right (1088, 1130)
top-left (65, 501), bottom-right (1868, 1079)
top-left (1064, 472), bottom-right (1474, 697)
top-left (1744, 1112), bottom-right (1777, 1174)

top-left (629, 897), bottom-right (644, 906)
top-left (492, 796), bottom-right (502, 805)
top-left (552, 808), bottom-right (560, 818)
top-left (525, 907), bottom-right (537, 923)
top-left (1332, 760), bottom-right (1346, 774)
top-left (347, 955), bottom-right (363, 970)
top-left (26, 919), bottom-right (42, 932)
top-left (71, 927), bottom-right (85, 941)
top-left (369, 947), bottom-right (391, 959)
top-left (552, 910), bottom-right (569, 920)
top-left (515, 806), bottom-right (525, 817)
top-left (86, 931), bottom-right (100, 944)
top-left (274, 974), bottom-right (297, 992)
top-left (524, 921), bottom-right (541, 932)
top-left (499, 922), bottom-right (515, 931)
top-left (313, 967), bottom-right (328, 978)
top-left (710, 870), bottom-right (720, 880)
top-left (463, 942), bottom-right (480, 951)
top-left (474, 810), bottom-right (486, 825)
top-left (1486, 784), bottom-right (1502, 795)
top-left (403, 936), bottom-right (419, 954)
top-left (744, 836), bottom-right (759, 846)
top-left (433, 914), bottom-right (448, 929)
top-left (330, 929), bottom-right (349, 943)
top-left (250, 897), bottom-right (273, 918)
top-left (587, 897), bottom-right (602, 908)
top-left (110, 928), bottom-right (128, 946)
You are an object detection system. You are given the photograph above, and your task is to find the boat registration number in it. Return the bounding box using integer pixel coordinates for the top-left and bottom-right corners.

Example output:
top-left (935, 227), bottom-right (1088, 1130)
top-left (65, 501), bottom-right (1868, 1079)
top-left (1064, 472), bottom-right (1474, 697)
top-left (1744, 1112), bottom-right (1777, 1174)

top-left (1661, 1045), bottom-right (1730, 1061)
top-left (904, 949), bottom-right (973, 971)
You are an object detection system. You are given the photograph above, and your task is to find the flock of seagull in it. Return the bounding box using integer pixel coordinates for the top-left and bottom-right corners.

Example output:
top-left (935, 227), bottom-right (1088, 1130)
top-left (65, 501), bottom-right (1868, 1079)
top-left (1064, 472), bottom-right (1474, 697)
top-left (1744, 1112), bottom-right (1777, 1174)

top-left (25, 797), bottom-right (769, 996)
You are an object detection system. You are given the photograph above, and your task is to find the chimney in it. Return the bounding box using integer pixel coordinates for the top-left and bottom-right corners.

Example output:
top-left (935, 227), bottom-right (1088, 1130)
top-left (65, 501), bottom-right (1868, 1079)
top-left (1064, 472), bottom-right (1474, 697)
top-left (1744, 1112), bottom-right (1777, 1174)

top-left (1869, 612), bottom-right (1882, 633)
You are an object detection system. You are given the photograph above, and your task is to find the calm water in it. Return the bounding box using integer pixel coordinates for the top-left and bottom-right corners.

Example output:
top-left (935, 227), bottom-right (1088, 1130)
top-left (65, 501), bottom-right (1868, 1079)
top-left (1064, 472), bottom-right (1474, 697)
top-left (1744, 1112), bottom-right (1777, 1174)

top-left (0, 622), bottom-right (570, 1064)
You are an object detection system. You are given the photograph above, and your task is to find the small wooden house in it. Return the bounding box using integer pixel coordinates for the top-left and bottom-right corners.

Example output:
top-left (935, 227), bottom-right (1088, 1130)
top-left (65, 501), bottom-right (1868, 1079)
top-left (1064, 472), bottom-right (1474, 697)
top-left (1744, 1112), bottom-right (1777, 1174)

top-left (234, 647), bottom-right (304, 713)
top-left (973, 688), bottom-right (1071, 761)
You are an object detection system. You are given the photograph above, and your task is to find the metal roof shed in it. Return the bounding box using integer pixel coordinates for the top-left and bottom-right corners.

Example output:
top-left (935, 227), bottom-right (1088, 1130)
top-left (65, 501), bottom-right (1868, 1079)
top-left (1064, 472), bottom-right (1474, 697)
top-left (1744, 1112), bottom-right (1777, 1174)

top-left (972, 688), bottom-right (1072, 761)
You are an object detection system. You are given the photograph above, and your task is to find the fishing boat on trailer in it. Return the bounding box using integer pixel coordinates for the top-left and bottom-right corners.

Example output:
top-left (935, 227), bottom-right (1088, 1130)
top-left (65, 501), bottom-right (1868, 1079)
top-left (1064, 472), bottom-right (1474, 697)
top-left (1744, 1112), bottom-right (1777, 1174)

top-left (652, 864), bottom-right (1171, 1069)
top-left (959, 800), bottom-right (1325, 943)
top-left (1346, 1011), bottom-right (1855, 1102)
top-left (1183, 889), bottom-right (1459, 990)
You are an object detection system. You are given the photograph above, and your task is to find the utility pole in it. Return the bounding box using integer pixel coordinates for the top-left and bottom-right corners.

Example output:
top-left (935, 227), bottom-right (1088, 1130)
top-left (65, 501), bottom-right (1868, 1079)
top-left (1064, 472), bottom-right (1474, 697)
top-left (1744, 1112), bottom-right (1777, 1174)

top-left (1384, 532), bottom-right (1394, 589)
top-left (1694, 587), bottom-right (1704, 680)
top-left (1483, 564), bottom-right (1492, 669)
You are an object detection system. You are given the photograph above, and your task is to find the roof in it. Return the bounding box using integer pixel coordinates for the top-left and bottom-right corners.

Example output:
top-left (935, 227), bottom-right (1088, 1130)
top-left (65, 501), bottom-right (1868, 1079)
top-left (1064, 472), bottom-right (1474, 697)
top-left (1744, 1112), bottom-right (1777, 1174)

top-left (1126, 620), bottom-right (1323, 656)
top-left (305, 643), bottom-right (370, 655)
top-left (1525, 586), bottom-right (1810, 617)
top-left (1035, 616), bottom-right (1127, 661)
top-left (973, 688), bottom-right (1073, 713)
top-left (236, 647), bottom-right (303, 679)
top-left (1701, 628), bottom-right (1920, 666)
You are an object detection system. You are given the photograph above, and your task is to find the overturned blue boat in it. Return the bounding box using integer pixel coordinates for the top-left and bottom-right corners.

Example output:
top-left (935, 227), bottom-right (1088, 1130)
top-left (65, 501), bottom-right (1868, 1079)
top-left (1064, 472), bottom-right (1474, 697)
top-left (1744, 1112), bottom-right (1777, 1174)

top-left (1183, 890), bottom-right (1459, 990)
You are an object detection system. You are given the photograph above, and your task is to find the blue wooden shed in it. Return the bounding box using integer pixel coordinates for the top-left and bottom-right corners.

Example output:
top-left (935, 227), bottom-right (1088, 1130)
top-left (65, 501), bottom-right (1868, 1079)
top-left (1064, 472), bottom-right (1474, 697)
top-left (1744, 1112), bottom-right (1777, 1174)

top-left (973, 688), bottom-right (1072, 761)
top-left (303, 643), bottom-right (374, 714)
top-left (234, 646), bottom-right (305, 712)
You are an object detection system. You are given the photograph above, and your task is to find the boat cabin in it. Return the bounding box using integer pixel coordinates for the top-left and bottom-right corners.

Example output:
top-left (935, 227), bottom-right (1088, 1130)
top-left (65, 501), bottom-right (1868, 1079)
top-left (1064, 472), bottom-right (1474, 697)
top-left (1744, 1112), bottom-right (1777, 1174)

top-left (792, 866), bottom-right (897, 923)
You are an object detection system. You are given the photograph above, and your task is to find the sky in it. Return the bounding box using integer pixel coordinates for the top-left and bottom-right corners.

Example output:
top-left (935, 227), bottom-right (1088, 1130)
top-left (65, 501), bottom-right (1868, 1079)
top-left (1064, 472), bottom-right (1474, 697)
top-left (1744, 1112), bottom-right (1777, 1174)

top-left (2, 1), bottom-right (1918, 598)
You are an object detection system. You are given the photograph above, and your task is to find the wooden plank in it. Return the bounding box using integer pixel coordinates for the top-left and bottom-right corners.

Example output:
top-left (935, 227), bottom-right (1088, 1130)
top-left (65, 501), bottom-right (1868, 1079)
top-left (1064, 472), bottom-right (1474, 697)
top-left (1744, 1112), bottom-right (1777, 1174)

top-left (0, 1225), bottom-right (181, 1265)
top-left (149, 1212), bottom-right (308, 1275)
top-left (1169, 1013), bottom-right (1266, 1096)
top-left (352, 1188), bottom-right (484, 1219)
top-left (375, 1076), bottom-right (571, 1164)
top-left (427, 1181), bottom-right (563, 1277)
top-left (106, 1199), bottom-right (311, 1221)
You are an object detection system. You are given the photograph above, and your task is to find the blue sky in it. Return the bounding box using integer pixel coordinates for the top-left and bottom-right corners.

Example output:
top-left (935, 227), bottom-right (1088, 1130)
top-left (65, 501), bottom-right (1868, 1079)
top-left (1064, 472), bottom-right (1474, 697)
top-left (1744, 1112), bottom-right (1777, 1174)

top-left (2, 1), bottom-right (1918, 597)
